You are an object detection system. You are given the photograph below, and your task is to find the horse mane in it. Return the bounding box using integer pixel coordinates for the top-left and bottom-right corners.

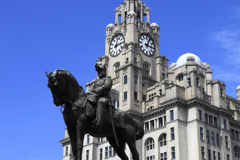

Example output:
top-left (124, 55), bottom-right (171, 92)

top-left (54, 69), bottom-right (85, 95)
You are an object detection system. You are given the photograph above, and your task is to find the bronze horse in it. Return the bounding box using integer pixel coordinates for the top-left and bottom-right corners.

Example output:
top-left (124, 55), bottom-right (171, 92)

top-left (46, 69), bottom-right (144, 160)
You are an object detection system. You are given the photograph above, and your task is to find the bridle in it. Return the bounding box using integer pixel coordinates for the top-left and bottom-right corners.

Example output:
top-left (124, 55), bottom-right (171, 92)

top-left (60, 87), bottom-right (87, 114)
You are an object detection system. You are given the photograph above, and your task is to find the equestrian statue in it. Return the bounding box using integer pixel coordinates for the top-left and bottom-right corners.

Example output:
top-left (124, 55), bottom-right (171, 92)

top-left (46, 62), bottom-right (144, 160)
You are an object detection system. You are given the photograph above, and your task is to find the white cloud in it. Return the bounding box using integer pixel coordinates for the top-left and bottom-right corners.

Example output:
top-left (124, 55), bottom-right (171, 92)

top-left (209, 27), bottom-right (240, 88)
top-left (210, 29), bottom-right (240, 67)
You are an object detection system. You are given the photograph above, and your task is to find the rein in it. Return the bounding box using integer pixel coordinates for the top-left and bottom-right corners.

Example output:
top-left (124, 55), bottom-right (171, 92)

top-left (60, 91), bottom-right (86, 114)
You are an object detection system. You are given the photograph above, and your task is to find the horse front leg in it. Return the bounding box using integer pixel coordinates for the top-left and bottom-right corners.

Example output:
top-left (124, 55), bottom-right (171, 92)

top-left (67, 127), bottom-right (78, 160)
top-left (76, 122), bottom-right (85, 160)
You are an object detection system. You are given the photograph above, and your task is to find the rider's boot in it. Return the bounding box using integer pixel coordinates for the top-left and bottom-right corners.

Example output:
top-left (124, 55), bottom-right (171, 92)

top-left (92, 101), bottom-right (104, 131)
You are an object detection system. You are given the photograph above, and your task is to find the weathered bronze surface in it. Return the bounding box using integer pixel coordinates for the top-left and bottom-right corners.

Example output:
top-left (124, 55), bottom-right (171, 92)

top-left (46, 68), bottom-right (144, 160)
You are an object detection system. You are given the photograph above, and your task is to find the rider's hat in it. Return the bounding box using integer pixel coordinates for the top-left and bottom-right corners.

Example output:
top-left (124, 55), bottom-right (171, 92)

top-left (95, 62), bottom-right (106, 71)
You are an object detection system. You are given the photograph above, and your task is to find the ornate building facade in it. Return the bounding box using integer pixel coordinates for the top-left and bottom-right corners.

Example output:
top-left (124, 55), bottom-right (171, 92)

top-left (60, 0), bottom-right (240, 160)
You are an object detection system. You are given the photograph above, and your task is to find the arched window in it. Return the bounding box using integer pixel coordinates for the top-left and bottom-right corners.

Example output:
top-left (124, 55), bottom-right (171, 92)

top-left (235, 146), bottom-right (240, 158)
top-left (159, 133), bottom-right (167, 147)
top-left (145, 138), bottom-right (155, 150)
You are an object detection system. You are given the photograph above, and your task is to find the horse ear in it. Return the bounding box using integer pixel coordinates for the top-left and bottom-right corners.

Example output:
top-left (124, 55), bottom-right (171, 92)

top-left (45, 71), bottom-right (49, 78)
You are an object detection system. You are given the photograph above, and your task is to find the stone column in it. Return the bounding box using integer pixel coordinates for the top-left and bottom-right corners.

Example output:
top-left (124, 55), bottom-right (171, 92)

top-left (115, 11), bottom-right (118, 23)
top-left (163, 116), bottom-right (165, 126)
top-left (140, 3), bottom-right (143, 22)
top-left (148, 121), bottom-right (151, 131)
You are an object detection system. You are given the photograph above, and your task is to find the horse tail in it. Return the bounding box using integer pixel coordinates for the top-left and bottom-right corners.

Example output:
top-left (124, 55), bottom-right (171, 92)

top-left (133, 118), bottom-right (144, 140)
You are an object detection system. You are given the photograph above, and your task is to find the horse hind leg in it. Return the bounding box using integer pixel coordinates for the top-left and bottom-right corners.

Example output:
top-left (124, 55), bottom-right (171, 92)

top-left (107, 136), bottom-right (128, 160)
top-left (121, 129), bottom-right (139, 160)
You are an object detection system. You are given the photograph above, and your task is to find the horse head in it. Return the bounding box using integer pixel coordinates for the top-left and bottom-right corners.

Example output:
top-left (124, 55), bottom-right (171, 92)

top-left (46, 69), bottom-right (82, 107)
top-left (46, 70), bottom-right (66, 106)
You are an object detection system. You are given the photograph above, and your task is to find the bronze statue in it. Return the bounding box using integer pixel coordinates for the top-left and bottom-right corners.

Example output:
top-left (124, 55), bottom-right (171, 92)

top-left (88, 62), bottom-right (112, 131)
top-left (46, 68), bottom-right (144, 160)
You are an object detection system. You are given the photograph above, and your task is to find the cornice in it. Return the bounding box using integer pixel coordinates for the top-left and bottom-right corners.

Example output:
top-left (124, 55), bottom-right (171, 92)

top-left (159, 97), bottom-right (186, 109)
top-left (142, 106), bottom-right (165, 119)
top-left (229, 119), bottom-right (240, 128)
top-left (59, 137), bottom-right (71, 146)
top-left (126, 110), bottom-right (143, 120)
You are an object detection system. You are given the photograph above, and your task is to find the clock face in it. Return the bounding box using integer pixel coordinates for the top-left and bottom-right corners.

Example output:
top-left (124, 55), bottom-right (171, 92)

top-left (109, 34), bottom-right (125, 57)
top-left (139, 34), bottom-right (155, 57)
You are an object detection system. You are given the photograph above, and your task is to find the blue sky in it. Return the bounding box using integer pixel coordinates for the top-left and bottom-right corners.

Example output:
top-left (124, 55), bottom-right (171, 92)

top-left (0, 0), bottom-right (239, 160)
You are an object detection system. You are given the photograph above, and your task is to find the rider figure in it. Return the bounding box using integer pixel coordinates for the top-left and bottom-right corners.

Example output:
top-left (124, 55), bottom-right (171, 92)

top-left (89, 62), bottom-right (112, 131)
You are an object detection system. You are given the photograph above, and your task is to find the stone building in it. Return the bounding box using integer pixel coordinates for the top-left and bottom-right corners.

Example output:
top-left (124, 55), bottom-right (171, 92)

top-left (59, 0), bottom-right (240, 160)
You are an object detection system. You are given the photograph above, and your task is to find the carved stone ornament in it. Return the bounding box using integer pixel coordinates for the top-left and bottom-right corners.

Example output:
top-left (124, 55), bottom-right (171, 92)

top-left (127, 11), bottom-right (136, 18)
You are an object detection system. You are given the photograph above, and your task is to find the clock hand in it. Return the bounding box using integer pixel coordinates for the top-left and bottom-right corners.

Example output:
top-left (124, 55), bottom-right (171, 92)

top-left (114, 38), bottom-right (119, 48)
top-left (115, 41), bottom-right (123, 48)
top-left (147, 38), bottom-right (150, 45)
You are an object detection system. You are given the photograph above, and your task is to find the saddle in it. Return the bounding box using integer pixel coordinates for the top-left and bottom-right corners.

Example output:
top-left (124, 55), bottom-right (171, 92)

top-left (84, 93), bottom-right (126, 129)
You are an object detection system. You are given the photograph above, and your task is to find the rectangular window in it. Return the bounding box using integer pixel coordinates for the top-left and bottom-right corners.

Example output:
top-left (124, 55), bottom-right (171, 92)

top-left (225, 136), bottom-right (228, 148)
top-left (160, 89), bottom-right (162, 95)
top-left (143, 95), bottom-right (146, 101)
top-left (86, 150), bottom-right (89, 160)
top-left (188, 78), bottom-right (191, 86)
top-left (145, 122), bottom-right (149, 131)
top-left (214, 117), bottom-right (218, 127)
top-left (134, 75), bottom-right (138, 84)
top-left (124, 92), bottom-right (127, 100)
top-left (109, 146), bottom-right (112, 157)
top-left (224, 119), bottom-right (227, 129)
top-left (99, 149), bottom-right (102, 160)
top-left (124, 75), bottom-right (127, 84)
top-left (150, 120), bottom-right (154, 130)
top-left (236, 131), bottom-right (239, 140)
top-left (170, 110), bottom-right (174, 121)
top-left (218, 152), bottom-right (221, 160)
top-left (113, 149), bottom-right (116, 156)
top-left (209, 115), bottom-right (213, 125)
top-left (216, 134), bottom-right (220, 146)
top-left (200, 127), bottom-right (204, 140)
top-left (65, 146), bottom-right (68, 155)
top-left (134, 92), bottom-right (138, 100)
top-left (134, 57), bottom-right (137, 63)
top-left (213, 151), bottom-right (216, 160)
top-left (171, 147), bottom-right (175, 159)
top-left (171, 127), bottom-right (175, 140)
top-left (231, 129), bottom-right (235, 138)
top-left (205, 114), bottom-right (209, 124)
top-left (160, 152), bottom-right (167, 160)
top-left (87, 135), bottom-right (90, 144)
top-left (196, 78), bottom-right (199, 86)
top-left (199, 110), bottom-right (202, 120)
top-left (105, 147), bottom-right (108, 158)
top-left (227, 154), bottom-right (230, 160)
top-left (208, 149), bottom-right (211, 160)
top-left (211, 132), bottom-right (215, 144)
top-left (201, 147), bottom-right (205, 159)
top-left (207, 130), bottom-right (210, 143)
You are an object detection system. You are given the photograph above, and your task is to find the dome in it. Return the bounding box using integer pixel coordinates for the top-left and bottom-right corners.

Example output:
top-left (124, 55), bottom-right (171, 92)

top-left (151, 23), bottom-right (159, 27)
top-left (237, 86), bottom-right (240, 90)
top-left (106, 23), bottom-right (114, 28)
top-left (175, 52), bottom-right (202, 67)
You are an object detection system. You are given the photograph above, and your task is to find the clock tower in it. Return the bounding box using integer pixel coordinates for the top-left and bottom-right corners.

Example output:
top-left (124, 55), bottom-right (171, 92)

top-left (88, 0), bottom-right (168, 115)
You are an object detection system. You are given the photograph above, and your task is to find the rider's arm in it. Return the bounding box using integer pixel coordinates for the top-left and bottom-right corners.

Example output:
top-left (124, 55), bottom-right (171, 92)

top-left (94, 76), bottom-right (112, 94)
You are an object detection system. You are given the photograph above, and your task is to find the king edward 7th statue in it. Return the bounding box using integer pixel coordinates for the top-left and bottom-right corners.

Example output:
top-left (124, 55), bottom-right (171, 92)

top-left (46, 62), bottom-right (144, 160)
